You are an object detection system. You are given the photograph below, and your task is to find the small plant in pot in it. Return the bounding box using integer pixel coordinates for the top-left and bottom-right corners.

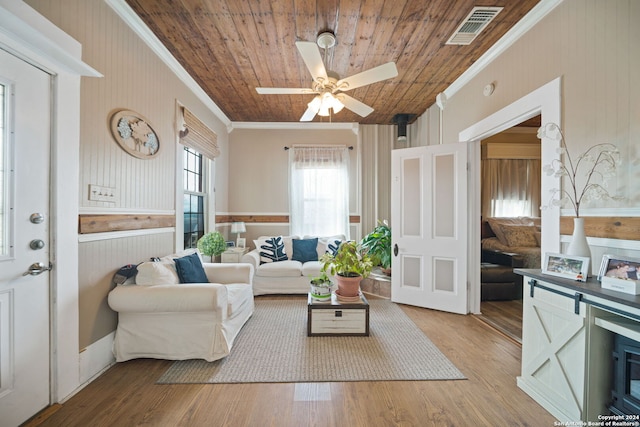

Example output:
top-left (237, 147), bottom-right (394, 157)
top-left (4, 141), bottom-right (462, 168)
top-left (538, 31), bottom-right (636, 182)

top-left (360, 220), bottom-right (392, 276)
top-left (196, 231), bottom-right (226, 262)
top-left (309, 272), bottom-right (332, 301)
top-left (320, 240), bottom-right (373, 298)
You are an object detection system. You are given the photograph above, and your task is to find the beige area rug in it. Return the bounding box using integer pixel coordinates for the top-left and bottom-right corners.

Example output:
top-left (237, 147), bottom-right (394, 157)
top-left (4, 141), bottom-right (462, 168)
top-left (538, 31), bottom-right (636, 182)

top-left (157, 298), bottom-right (466, 384)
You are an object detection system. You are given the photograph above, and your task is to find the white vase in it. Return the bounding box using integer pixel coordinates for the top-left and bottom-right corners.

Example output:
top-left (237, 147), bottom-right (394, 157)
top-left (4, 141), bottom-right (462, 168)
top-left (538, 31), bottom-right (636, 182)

top-left (566, 217), bottom-right (591, 259)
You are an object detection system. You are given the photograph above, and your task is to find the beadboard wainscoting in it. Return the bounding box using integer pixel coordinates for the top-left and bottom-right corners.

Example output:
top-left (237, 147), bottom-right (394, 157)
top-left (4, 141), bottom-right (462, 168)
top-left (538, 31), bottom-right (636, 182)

top-left (77, 212), bottom-right (175, 351)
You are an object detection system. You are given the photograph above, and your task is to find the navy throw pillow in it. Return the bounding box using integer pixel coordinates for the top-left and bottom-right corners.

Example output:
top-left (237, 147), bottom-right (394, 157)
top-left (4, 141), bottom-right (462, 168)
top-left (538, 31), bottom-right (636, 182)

top-left (292, 238), bottom-right (318, 263)
top-left (174, 252), bottom-right (209, 283)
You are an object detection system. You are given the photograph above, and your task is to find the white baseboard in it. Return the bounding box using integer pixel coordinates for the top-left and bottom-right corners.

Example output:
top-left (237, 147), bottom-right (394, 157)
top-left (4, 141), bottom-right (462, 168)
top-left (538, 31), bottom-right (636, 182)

top-left (79, 331), bottom-right (116, 385)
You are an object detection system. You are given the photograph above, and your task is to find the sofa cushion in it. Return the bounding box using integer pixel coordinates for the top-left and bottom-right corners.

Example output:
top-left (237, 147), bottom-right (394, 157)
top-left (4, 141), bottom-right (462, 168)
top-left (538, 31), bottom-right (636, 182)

top-left (136, 261), bottom-right (180, 285)
top-left (256, 260), bottom-right (303, 277)
top-left (254, 236), bottom-right (288, 263)
top-left (301, 261), bottom-right (323, 278)
top-left (109, 283), bottom-right (226, 313)
top-left (292, 238), bottom-right (318, 263)
top-left (160, 248), bottom-right (203, 264)
top-left (501, 224), bottom-right (538, 247)
top-left (174, 252), bottom-right (209, 283)
top-left (487, 217), bottom-right (536, 246)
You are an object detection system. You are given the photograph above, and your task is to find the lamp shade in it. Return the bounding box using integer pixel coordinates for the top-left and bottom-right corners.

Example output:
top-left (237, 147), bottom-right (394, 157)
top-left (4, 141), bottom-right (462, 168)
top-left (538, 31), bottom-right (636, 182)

top-left (231, 222), bottom-right (246, 234)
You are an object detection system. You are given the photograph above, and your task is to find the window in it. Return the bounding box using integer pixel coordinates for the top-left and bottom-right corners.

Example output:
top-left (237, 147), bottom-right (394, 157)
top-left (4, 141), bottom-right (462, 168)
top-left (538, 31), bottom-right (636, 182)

top-left (178, 106), bottom-right (219, 250)
top-left (289, 146), bottom-right (350, 238)
top-left (183, 146), bottom-right (205, 248)
top-left (482, 158), bottom-right (541, 218)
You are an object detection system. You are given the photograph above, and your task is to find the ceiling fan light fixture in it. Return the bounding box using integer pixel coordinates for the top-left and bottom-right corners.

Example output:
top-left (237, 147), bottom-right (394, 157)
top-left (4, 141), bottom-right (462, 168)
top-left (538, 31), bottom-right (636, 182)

top-left (331, 98), bottom-right (345, 114)
top-left (308, 95), bottom-right (322, 112)
top-left (318, 105), bottom-right (331, 117)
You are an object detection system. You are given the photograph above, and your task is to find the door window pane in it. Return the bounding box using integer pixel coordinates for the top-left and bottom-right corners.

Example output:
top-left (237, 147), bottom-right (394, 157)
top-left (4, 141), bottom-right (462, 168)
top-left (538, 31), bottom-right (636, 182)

top-left (402, 157), bottom-right (421, 237)
top-left (0, 83), bottom-right (7, 257)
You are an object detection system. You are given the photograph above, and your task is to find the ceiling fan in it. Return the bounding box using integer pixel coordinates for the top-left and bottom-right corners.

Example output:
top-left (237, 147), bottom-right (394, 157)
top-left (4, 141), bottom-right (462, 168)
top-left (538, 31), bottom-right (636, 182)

top-left (256, 31), bottom-right (398, 122)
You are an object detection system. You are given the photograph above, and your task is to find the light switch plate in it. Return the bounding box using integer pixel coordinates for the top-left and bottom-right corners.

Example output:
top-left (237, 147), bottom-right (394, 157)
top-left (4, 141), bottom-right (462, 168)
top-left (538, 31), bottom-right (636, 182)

top-left (89, 184), bottom-right (118, 203)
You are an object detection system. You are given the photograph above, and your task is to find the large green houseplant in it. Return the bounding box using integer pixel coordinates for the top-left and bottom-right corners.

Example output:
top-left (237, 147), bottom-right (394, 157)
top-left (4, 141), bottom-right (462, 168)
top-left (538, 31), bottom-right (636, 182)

top-left (196, 231), bottom-right (226, 261)
top-left (360, 220), bottom-right (392, 275)
top-left (320, 240), bottom-right (373, 297)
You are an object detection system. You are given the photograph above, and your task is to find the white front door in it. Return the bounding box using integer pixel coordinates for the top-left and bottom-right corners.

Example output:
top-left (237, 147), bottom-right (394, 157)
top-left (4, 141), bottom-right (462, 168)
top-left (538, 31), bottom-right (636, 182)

top-left (0, 49), bottom-right (51, 426)
top-left (391, 143), bottom-right (468, 314)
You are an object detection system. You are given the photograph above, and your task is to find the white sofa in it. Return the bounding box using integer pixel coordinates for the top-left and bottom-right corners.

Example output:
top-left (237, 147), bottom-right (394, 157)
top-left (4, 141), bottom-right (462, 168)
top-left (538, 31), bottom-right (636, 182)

top-left (241, 235), bottom-right (344, 295)
top-left (108, 251), bottom-right (254, 362)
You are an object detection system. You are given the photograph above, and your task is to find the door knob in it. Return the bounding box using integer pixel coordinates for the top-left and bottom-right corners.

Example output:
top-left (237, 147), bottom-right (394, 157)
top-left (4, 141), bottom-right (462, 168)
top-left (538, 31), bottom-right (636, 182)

top-left (23, 262), bottom-right (52, 276)
top-left (394, 243), bottom-right (399, 257)
top-left (30, 239), bottom-right (45, 250)
top-left (30, 213), bottom-right (45, 224)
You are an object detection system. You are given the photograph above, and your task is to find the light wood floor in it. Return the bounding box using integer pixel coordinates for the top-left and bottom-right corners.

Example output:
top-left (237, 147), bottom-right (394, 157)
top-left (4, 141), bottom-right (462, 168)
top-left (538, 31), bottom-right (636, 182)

top-left (477, 299), bottom-right (524, 344)
top-left (25, 296), bottom-right (554, 427)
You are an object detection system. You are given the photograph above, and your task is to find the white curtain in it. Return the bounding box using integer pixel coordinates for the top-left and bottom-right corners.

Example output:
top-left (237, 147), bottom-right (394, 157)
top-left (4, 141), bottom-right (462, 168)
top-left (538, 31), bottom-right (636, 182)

top-left (482, 159), bottom-right (541, 218)
top-left (289, 146), bottom-right (350, 238)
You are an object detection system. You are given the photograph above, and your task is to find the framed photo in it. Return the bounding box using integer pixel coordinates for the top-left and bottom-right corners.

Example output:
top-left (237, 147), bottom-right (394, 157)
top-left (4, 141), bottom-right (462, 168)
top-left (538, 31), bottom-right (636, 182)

top-left (598, 254), bottom-right (640, 282)
top-left (226, 241), bottom-right (235, 248)
top-left (237, 238), bottom-right (246, 249)
top-left (543, 252), bottom-right (590, 282)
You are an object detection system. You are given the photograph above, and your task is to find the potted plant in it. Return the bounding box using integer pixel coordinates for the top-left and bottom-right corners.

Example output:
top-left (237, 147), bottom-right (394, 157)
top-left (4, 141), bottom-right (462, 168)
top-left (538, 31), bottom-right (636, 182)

top-left (309, 272), bottom-right (332, 301)
top-left (197, 231), bottom-right (226, 262)
top-left (360, 220), bottom-right (392, 275)
top-left (320, 240), bottom-right (373, 297)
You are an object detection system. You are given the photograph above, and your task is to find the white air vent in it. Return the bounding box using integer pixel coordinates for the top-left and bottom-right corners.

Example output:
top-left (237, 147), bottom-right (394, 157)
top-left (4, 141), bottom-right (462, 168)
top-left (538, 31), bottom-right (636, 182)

top-left (446, 7), bottom-right (503, 45)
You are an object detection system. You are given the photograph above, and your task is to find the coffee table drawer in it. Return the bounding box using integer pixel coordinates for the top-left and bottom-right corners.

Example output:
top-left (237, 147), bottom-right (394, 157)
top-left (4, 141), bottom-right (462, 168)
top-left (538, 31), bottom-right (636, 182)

top-left (309, 308), bottom-right (368, 336)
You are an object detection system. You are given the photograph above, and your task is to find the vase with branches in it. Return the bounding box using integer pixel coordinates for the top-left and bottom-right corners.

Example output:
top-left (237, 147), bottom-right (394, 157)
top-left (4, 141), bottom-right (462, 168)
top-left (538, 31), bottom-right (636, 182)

top-left (538, 123), bottom-right (621, 257)
top-left (538, 123), bottom-right (621, 217)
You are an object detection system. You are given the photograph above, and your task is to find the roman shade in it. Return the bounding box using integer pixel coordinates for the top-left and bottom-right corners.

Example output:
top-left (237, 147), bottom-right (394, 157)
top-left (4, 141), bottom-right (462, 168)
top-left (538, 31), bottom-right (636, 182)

top-left (180, 108), bottom-right (220, 159)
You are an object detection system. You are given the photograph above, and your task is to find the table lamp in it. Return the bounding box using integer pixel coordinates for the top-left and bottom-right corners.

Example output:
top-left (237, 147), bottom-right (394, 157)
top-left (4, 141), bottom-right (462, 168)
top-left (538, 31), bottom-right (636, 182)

top-left (231, 221), bottom-right (246, 248)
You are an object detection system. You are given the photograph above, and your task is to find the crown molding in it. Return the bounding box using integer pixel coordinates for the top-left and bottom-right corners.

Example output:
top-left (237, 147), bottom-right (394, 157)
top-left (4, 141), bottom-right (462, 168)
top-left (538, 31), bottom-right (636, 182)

top-left (231, 121), bottom-right (359, 134)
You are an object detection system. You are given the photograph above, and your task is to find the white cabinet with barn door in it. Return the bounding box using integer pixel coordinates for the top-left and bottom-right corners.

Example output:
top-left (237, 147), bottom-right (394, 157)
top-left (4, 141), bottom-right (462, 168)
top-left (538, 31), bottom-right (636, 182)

top-left (516, 270), bottom-right (640, 423)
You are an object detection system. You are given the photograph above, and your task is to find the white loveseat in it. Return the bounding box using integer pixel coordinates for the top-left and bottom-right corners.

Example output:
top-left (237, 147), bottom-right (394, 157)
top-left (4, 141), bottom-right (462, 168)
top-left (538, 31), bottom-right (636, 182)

top-left (108, 250), bottom-right (254, 362)
top-left (241, 235), bottom-right (344, 295)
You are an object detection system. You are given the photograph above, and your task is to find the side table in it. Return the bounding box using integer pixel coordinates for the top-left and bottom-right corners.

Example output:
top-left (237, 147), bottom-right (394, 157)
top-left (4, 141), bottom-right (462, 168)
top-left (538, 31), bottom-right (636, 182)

top-left (221, 247), bottom-right (248, 263)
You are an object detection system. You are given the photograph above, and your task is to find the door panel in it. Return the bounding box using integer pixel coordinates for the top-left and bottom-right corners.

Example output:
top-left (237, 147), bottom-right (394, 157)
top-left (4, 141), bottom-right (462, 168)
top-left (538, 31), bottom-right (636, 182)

top-left (391, 143), bottom-right (468, 314)
top-left (0, 49), bottom-right (51, 427)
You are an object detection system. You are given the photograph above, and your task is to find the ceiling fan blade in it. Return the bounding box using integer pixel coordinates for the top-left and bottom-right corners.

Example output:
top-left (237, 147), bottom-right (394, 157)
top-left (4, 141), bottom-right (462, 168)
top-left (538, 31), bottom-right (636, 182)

top-left (295, 41), bottom-right (329, 82)
top-left (256, 87), bottom-right (314, 94)
top-left (300, 106), bottom-right (317, 122)
top-left (336, 62), bottom-right (398, 92)
top-left (338, 94), bottom-right (374, 117)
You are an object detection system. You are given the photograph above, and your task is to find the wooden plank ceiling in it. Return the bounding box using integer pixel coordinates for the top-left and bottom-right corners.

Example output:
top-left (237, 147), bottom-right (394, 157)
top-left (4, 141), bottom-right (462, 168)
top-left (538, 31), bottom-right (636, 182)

top-left (126, 0), bottom-right (541, 124)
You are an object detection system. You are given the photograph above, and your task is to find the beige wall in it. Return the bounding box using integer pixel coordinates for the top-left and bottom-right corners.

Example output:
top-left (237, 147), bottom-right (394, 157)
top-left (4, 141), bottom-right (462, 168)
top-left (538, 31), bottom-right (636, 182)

top-left (440, 0), bottom-right (639, 210)
top-left (27, 0), bottom-right (229, 350)
top-left (228, 127), bottom-right (360, 243)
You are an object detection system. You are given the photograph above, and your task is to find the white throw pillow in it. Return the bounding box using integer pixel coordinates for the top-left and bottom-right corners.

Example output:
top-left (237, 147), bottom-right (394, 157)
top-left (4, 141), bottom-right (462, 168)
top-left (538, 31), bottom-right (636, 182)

top-left (317, 235), bottom-right (346, 258)
top-left (135, 261), bottom-right (180, 285)
top-left (253, 236), bottom-right (288, 264)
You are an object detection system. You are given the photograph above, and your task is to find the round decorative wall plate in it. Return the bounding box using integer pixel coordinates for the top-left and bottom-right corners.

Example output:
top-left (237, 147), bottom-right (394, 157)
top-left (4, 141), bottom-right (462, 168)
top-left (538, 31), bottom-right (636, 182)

top-left (109, 110), bottom-right (160, 159)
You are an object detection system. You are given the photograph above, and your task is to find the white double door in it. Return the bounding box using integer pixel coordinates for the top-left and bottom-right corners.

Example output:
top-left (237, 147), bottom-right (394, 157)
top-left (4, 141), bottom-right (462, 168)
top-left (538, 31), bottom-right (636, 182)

top-left (391, 143), bottom-right (468, 314)
top-left (0, 49), bottom-right (51, 426)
